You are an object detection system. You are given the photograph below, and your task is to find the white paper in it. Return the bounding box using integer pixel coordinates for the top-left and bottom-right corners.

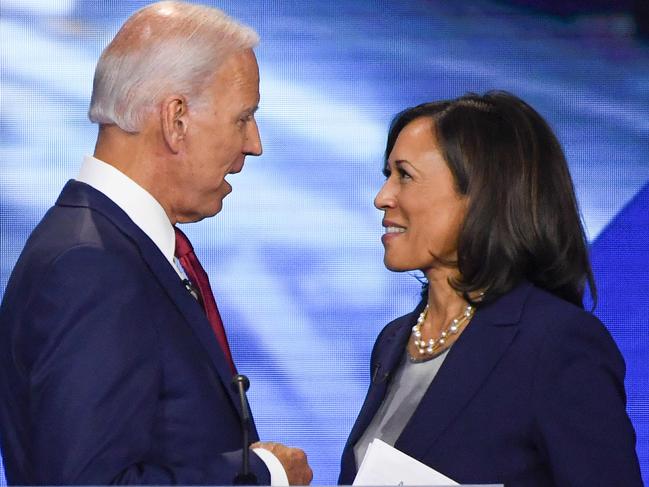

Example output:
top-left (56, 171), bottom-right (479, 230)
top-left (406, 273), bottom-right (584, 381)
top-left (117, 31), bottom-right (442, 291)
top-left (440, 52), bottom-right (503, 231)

top-left (353, 438), bottom-right (459, 486)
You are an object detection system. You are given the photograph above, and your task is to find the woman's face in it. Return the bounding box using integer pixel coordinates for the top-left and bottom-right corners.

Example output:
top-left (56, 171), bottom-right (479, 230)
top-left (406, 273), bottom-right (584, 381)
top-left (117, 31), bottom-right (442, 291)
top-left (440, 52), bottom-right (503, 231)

top-left (375, 117), bottom-right (467, 274)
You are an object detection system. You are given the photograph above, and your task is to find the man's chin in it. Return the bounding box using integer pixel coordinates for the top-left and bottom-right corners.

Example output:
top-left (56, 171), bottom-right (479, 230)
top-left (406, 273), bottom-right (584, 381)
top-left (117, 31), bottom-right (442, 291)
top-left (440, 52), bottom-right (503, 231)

top-left (201, 203), bottom-right (224, 220)
top-left (176, 201), bottom-right (224, 224)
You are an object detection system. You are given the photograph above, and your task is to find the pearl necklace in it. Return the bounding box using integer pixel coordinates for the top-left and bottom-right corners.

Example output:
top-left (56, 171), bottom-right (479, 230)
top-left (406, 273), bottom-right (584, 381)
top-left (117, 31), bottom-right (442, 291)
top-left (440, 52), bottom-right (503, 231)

top-left (411, 303), bottom-right (475, 358)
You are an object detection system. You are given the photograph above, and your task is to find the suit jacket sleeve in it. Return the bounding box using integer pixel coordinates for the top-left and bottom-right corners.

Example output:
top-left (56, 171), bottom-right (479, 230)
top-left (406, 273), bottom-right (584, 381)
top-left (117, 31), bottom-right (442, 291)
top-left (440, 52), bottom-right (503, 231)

top-left (531, 310), bottom-right (642, 486)
top-left (15, 244), bottom-right (269, 484)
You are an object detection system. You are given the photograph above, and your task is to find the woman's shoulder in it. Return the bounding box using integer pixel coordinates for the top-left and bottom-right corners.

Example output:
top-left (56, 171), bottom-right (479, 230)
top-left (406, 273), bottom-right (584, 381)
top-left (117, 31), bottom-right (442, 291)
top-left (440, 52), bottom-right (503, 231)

top-left (520, 283), bottom-right (604, 331)
top-left (513, 283), bottom-right (623, 366)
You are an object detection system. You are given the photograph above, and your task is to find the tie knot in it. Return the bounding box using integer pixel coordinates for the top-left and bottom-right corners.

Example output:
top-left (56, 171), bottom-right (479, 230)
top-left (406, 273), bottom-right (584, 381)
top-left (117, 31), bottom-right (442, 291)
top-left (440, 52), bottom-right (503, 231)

top-left (174, 227), bottom-right (194, 258)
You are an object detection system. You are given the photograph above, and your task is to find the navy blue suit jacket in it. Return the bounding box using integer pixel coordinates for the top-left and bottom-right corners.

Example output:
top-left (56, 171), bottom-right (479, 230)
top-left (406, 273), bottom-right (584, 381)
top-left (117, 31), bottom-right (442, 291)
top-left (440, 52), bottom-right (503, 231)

top-left (339, 282), bottom-right (642, 486)
top-left (0, 181), bottom-right (270, 484)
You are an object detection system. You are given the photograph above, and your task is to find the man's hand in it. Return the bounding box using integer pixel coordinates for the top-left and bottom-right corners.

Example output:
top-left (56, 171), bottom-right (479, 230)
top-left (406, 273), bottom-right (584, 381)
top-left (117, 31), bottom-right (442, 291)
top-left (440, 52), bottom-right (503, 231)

top-left (252, 441), bottom-right (313, 485)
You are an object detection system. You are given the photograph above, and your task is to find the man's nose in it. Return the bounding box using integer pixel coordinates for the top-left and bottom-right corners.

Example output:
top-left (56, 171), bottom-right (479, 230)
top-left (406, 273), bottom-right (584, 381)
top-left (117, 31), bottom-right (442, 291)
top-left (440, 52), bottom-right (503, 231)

top-left (244, 118), bottom-right (262, 156)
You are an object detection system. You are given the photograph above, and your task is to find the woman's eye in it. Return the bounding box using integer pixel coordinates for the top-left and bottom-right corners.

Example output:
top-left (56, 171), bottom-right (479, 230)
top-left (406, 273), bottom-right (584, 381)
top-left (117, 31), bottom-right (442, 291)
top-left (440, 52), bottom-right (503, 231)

top-left (382, 166), bottom-right (410, 180)
top-left (397, 168), bottom-right (411, 180)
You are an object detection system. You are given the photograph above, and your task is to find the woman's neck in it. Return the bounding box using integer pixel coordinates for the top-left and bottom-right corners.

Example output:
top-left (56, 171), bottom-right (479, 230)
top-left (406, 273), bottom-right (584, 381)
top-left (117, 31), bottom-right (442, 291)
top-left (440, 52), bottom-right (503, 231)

top-left (423, 269), bottom-right (468, 337)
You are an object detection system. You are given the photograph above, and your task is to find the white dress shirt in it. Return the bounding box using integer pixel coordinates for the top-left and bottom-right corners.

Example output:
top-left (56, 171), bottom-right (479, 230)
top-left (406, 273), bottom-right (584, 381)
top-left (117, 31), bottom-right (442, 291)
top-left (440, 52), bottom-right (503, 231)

top-left (76, 155), bottom-right (288, 485)
top-left (76, 155), bottom-right (182, 277)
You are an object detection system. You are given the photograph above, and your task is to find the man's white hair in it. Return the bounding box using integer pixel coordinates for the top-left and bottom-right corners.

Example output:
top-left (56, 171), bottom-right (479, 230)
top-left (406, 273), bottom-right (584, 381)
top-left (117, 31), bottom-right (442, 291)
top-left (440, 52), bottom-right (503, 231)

top-left (88, 1), bottom-right (259, 133)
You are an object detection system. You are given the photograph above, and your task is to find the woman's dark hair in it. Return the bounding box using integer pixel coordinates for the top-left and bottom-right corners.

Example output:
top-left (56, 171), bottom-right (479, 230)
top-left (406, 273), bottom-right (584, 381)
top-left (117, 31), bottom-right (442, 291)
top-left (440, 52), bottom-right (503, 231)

top-left (385, 91), bottom-right (595, 308)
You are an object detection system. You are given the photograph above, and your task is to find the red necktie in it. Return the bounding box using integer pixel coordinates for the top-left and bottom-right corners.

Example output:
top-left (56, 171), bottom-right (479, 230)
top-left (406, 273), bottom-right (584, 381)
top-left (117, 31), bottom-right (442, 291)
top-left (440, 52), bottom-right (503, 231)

top-left (174, 227), bottom-right (236, 374)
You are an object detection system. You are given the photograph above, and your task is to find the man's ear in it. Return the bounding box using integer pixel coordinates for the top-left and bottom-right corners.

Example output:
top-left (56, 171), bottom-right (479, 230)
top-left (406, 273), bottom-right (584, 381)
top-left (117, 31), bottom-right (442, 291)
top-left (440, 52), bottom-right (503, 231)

top-left (161, 95), bottom-right (188, 153)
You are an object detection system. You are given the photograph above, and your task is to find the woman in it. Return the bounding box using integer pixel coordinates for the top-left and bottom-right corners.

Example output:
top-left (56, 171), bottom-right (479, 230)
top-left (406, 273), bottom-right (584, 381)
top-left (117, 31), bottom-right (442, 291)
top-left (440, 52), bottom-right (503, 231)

top-left (339, 92), bottom-right (642, 486)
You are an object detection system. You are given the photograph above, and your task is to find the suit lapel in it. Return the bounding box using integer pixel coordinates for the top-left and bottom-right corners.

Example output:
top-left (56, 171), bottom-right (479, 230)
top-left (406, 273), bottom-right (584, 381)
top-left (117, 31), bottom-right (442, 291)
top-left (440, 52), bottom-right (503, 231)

top-left (340, 301), bottom-right (426, 480)
top-left (134, 234), bottom-right (245, 418)
top-left (56, 180), bottom-right (245, 419)
top-left (395, 282), bottom-right (532, 460)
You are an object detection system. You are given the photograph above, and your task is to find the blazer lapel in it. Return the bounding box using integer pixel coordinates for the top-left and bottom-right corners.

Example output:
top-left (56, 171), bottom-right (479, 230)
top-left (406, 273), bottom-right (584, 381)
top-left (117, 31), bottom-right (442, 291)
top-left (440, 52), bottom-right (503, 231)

top-left (348, 302), bottom-right (424, 447)
top-left (395, 282), bottom-right (533, 460)
top-left (340, 300), bottom-right (426, 480)
top-left (56, 181), bottom-right (245, 418)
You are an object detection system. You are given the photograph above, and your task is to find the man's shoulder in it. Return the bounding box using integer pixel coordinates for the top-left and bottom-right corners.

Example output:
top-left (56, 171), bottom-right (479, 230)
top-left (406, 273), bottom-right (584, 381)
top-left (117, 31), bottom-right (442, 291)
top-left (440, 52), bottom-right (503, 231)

top-left (26, 203), bottom-right (136, 265)
top-left (8, 197), bottom-right (149, 301)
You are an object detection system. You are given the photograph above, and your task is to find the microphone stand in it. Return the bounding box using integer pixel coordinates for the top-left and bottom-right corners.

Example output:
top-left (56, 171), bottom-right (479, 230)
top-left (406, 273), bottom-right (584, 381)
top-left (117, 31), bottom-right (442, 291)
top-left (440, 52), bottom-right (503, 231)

top-left (232, 374), bottom-right (258, 485)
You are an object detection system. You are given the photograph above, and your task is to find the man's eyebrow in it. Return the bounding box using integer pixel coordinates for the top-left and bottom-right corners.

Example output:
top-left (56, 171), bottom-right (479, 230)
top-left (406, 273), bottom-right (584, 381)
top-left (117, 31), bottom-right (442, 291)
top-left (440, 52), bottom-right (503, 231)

top-left (240, 106), bottom-right (258, 118)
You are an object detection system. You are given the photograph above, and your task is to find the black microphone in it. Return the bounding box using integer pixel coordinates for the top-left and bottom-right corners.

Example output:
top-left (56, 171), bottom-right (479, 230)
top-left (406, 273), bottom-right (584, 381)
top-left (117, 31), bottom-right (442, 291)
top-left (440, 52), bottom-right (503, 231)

top-left (232, 374), bottom-right (257, 485)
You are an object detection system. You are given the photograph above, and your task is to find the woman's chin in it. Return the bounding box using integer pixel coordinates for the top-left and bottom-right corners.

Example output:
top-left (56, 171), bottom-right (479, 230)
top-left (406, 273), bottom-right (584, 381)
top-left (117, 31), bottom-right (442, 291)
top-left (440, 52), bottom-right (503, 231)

top-left (383, 256), bottom-right (414, 273)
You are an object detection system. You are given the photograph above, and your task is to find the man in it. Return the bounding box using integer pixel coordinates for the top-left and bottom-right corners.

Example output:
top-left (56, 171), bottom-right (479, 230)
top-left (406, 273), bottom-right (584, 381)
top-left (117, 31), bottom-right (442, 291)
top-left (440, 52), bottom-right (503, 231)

top-left (0, 2), bottom-right (312, 484)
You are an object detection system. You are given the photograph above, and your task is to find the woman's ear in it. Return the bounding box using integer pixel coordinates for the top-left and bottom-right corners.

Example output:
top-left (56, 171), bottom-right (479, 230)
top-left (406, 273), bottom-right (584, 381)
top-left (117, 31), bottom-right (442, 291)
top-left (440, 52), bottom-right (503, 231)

top-left (161, 95), bottom-right (187, 153)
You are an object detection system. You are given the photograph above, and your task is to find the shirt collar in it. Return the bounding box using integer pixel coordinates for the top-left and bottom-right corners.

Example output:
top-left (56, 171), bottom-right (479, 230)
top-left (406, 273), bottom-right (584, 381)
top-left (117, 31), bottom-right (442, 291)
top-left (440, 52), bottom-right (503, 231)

top-left (76, 155), bottom-right (176, 267)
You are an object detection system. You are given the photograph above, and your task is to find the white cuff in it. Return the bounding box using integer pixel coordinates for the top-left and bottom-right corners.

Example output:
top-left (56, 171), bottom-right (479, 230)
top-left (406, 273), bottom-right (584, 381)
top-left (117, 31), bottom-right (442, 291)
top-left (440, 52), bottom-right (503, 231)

top-left (253, 447), bottom-right (289, 486)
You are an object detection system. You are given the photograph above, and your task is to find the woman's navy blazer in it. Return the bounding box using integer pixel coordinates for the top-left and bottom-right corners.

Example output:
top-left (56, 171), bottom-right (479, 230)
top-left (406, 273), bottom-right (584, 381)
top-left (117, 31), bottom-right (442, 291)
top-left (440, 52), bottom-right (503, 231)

top-left (339, 281), bottom-right (642, 486)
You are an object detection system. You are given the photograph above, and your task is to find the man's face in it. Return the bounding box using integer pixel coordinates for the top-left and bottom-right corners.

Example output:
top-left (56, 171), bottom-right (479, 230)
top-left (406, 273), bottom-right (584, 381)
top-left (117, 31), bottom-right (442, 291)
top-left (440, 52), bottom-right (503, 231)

top-left (175, 49), bottom-right (262, 223)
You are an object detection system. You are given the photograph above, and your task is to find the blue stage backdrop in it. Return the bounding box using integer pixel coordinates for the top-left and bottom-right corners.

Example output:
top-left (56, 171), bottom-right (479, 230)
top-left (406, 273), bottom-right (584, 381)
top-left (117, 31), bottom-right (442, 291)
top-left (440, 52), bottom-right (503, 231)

top-left (1, 0), bottom-right (647, 484)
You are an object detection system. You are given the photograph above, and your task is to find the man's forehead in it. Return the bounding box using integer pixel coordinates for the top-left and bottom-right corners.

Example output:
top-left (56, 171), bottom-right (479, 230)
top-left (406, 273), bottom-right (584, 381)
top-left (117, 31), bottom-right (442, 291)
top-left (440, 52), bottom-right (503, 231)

top-left (204, 50), bottom-right (259, 108)
top-left (219, 49), bottom-right (258, 79)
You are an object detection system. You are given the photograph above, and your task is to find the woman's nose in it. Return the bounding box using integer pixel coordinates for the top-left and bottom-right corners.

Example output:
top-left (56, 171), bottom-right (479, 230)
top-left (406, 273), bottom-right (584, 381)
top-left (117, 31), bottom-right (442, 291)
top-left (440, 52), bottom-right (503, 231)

top-left (374, 179), bottom-right (397, 210)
